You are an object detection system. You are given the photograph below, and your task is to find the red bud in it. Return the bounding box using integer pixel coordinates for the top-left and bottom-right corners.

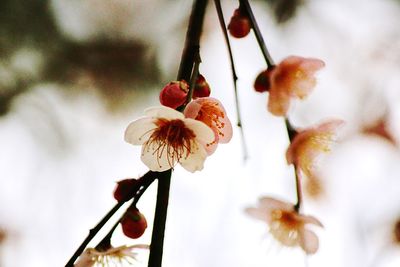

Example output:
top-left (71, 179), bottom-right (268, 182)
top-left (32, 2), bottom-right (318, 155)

top-left (159, 80), bottom-right (189, 109)
top-left (193, 74), bottom-right (211, 99)
top-left (121, 207), bottom-right (148, 239)
top-left (113, 178), bottom-right (138, 202)
top-left (228, 9), bottom-right (251, 38)
top-left (254, 68), bottom-right (274, 92)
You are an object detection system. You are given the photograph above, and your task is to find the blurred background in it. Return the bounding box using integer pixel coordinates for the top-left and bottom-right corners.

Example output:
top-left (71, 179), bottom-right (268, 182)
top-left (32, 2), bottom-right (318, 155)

top-left (1, 0), bottom-right (400, 266)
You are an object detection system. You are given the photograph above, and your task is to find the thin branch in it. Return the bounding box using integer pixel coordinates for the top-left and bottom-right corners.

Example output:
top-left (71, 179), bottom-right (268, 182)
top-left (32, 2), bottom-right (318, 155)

top-left (147, 170), bottom-right (172, 267)
top-left (285, 119), bottom-right (302, 212)
top-left (186, 48), bottom-right (201, 104)
top-left (64, 171), bottom-right (156, 267)
top-left (148, 1), bottom-right (208, 266)
top-left (239, 0), bottom-right (275, 67)
top-left (214, 0), bottom-right (248, 160)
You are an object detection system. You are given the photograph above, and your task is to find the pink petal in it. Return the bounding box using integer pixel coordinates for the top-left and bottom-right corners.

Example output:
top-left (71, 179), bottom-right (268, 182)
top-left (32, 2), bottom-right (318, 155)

top-left (258, 197), bottom-right (294, 213)
top-left (183, 100), bottom-right (202, 119)
top-left (301, 215), bottom-right (323, 227)
top-left (267, 89), bottom-right (291, 116)
top-left (245, 207), bottom-right (269, 222)
top-left (300, 229), bottom-right (319, 254)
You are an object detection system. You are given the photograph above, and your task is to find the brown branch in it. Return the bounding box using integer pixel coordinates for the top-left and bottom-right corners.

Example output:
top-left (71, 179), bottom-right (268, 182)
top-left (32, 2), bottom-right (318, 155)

top-left (147, 1), bottom-right (209, 266)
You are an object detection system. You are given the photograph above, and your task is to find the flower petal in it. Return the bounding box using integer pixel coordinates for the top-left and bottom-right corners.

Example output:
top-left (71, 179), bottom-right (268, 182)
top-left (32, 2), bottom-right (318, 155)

top-left (258, 197), bottom-right (294, 213)
top-left (218, 112), bottom-right (233, 143)
top-left (268, 89), bottom-right (291, 116)
top-left (300, 229), bottom-right (319, 254)
top-left (179, 142), bottom-right (208, 172)
top-left (301, 215), bottom-right (323, 227)
top-left (204, 135), bottom-right (219, 155)
top-left (183, 100), bottom-right (202, 119)
top-left (140, 141), bottom-right (176, 172)
top-left (145, 106), bottom-right (184, 120)
top-left (74, 249), bottom-right (95, 267)
top-left (184, 118), bottom-right (215, 145)
top-left (125, 117), bottom-right (156, 145)
top-left (245, 207), bottom-right (269, 222)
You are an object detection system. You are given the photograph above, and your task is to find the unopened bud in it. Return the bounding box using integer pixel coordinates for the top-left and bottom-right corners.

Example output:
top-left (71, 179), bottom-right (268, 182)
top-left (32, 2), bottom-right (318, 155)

top-left (228, 9), bottom-right (251, 38)
top-left (113, 178), bottom-right (138, 202)
top-left (159, 80), bottom-right (189, 109)
top-left (193, 74), bottom-right (211, 99)
top-left (254, 68), bottom-right (274, 92)
top-left (121, 207), bottom-right (148, 239)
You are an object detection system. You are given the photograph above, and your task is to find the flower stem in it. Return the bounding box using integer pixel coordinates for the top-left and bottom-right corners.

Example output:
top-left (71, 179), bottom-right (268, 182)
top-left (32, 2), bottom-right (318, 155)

top-left (64, 171), bottom-right (157, 267)
top-left (214, 0), bottom-right (248, 161)
top-left (186, 49), bottom-right (201, 105)
top-left (148, 1), bottom-right (208, 266)
top-left (239, 0), bottom-right (275, 68)
top-left (285, 119), bottom-right (302, 212)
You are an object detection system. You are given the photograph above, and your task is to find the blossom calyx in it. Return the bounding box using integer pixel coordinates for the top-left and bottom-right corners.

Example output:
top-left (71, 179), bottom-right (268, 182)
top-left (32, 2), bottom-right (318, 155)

top-left (228, 8), bottom-right (251, 38)
top-left (121, 207), bottom-right (148, 239)
top-left (113, 178), bottom-right (139, 202)
top-left (159, 80), bottom-right (189, 109)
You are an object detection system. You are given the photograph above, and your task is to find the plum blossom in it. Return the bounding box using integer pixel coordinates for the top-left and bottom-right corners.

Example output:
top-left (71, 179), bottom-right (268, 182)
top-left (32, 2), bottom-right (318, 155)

top-left (184, 97), bottom-right (232, 154)
top-left (267, 56), bottom-right (325, 116)
top-left (286, 120), bottom-right (344, 184)
top-left (74, 244), bottom-right (148, 267)
top-left (125, 106), bottom-right (214, 172)
top-left (246, 197), bottom-right (322, 254)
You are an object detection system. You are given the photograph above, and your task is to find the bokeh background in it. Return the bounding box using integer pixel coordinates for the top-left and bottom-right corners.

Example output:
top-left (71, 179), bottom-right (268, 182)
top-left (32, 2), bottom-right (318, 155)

top-left (1, 0), bottom-right (400, 266)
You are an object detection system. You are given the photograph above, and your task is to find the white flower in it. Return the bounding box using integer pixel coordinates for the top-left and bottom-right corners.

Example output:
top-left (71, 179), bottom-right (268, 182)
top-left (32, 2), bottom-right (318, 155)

top-left (74, 244), bottom-right (148, 267)
top-left (125, 106), bottom-right (214, 172)
top-left (246, 197), bottom-right (323, 254)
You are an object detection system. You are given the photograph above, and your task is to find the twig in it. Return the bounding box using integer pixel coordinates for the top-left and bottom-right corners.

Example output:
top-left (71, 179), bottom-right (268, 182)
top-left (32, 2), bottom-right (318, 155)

top-left (147, 1), bottom-right (209, 266)
top-left (214, 0), bottom-right (248, 161)
top-left (147, 170), bottom-right (172, 267)
top-left (64, 171), bottom-right (156, 266)
top-left (186, 49), bottom-right (201, 105)
top-left (239, 0), bottom-right (275, 67)
top-left (285, 118), bottom-right (302, 212)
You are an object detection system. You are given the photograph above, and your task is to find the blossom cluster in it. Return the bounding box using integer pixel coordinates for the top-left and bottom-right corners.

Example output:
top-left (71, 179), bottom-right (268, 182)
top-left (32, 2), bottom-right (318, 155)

top-left (125, 75), bottom-right (232, 172)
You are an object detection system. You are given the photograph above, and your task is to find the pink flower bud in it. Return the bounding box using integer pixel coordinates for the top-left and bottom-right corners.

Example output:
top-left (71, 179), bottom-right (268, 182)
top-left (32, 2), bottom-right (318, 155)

top-left (113, 178), bottom-right (138, 202)
top-left (159, 80), bottom-right (189, 109)
top-left (228, 9), bottom-right (251, 39)
top-left (193, 74), bottom-right (211, 99)
top-left (121, 207), bottom-right (148, 239)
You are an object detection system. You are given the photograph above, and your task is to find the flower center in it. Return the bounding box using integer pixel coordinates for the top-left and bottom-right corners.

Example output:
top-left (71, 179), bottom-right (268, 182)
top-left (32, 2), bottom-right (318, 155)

top-left (269, 209), bottom-right (302, 246)
top-left (271, 210), bottom-right (301, 229)
top-left (144, 118), bottom-right (197, 168)
top-left (195, 102), bottom-right (225, 138)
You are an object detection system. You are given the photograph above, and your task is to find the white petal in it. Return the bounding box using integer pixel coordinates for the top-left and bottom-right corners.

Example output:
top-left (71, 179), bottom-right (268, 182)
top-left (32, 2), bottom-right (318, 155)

top-left (124, 117), bottom-right (156, 145)
top-left (179, 142), bottom-right (208, 172)
top-left (245, 207), bottom-right (269, 222)
top-left (184, 118), bottom-right (215, 144)
top-left (140, 142), bottom-right (175, 172)
top-left (144, 106), bottom-right (184, 120)
top-left (300, 229), bottom-right (319, 254)
top-left (258, 197), bottom-right (294, 212)
top-left (302, 215), bottom-right (323, 227)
